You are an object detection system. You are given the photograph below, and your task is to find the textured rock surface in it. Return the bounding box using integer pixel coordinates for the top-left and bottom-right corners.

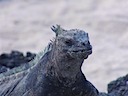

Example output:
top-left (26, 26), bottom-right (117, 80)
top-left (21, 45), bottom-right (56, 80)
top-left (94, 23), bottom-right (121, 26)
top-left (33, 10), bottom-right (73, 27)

top-left (0, 51), bottom-right (36, 73)
top-left (107, 74), bottom-right (128, 96)
top-left (99, 74), bottom-right (128, 96)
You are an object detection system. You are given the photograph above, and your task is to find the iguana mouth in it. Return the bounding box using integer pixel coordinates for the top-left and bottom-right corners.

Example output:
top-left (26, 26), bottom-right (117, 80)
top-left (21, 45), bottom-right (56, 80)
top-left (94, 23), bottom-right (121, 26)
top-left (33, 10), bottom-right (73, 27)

top-left (72, 49), bottom-right (92, 54)
top-left (67, 48), bottom-right (92, 59)
top-left (70, 49), bottom-right (92, 55)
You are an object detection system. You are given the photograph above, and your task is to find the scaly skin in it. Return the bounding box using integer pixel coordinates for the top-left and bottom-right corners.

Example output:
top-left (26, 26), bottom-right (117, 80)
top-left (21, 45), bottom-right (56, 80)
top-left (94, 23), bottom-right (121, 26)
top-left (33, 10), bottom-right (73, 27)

top-left (0, 25), bottom-right (99, 96)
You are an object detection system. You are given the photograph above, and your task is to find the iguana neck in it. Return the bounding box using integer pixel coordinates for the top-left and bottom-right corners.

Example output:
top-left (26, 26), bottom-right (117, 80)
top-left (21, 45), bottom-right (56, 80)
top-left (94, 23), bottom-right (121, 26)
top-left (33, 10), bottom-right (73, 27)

top-left (46, 47), bottom-right (85, 86)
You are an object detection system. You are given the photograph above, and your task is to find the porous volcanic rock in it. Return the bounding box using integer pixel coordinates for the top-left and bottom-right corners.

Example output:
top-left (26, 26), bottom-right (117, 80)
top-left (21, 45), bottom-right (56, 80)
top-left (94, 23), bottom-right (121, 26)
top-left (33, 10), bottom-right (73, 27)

top-left (107, 74), bottom-right (128, 96)
top-left (0, 51), bottom-right (36, 73)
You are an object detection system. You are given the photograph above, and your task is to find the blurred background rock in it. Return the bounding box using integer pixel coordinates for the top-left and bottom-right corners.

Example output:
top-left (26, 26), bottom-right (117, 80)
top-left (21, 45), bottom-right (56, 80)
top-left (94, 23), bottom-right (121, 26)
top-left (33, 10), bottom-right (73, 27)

top-left (0, 0), bottom-right (128, 92)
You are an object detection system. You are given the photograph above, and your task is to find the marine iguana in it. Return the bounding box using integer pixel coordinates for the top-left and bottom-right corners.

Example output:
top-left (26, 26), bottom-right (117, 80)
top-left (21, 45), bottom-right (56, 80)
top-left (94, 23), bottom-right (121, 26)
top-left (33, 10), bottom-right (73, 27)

top-left (0, 25), bottom-right (99, 96)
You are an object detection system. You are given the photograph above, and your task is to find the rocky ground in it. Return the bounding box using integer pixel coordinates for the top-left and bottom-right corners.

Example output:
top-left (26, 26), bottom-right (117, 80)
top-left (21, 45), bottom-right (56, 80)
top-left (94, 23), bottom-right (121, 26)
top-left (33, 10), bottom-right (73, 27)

top-left (100, 74), bottom-right (128, 96)
top-left (0, 51), bottom-right (36, 73)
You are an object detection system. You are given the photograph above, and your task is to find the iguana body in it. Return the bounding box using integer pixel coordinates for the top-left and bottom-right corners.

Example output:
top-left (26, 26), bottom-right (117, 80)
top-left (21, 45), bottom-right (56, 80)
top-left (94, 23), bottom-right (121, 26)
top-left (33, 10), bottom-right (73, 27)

top-left (0, 25), bottom-right (99, 96)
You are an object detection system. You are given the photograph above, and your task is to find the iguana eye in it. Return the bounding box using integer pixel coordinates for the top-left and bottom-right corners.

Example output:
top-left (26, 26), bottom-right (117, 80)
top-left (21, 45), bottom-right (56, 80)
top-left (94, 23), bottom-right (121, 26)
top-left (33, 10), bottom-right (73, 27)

top-left (65, 39), bottom-right (73, 46)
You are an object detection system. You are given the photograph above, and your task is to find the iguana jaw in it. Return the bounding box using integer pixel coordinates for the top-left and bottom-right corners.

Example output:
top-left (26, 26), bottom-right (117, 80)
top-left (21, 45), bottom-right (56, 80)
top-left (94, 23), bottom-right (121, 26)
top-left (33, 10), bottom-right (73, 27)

top-left (71, 49), bottom-right (92, 54)
top-left (67, 47), bottom-right (92, 59)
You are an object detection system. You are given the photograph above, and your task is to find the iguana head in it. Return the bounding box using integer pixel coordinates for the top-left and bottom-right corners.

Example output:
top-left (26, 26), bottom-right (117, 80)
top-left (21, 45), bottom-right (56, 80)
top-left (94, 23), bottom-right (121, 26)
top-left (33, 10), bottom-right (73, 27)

top-left (51, 25), bottom-right (92, 60)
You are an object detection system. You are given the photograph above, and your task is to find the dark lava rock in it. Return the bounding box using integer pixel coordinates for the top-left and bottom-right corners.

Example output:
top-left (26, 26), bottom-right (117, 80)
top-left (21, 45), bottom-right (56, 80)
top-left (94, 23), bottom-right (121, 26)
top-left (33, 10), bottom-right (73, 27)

top-left (0, 50), bottom-right (36, 73)
top-left (107, 74), bottom-right (128, 96)
top-left (0, 65), bottom-right (8, 73)
top-left (26, 51), bottom-right (36, 61)
top-left (99, 74), bottom-right (128, 96)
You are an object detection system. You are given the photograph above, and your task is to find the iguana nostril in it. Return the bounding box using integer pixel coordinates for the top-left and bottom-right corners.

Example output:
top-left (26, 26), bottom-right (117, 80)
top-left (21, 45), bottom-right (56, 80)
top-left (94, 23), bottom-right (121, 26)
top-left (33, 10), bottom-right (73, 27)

top-left (87, 45), bottom-right (92, 50)
top-left (87, 41), bottom-right (90, 45)
top-left (82, 41), bottom-right (90, 46)
top-left (82, 42), bottom-right (86, 46)
top-left (82, 43), bottom-right (92, 50)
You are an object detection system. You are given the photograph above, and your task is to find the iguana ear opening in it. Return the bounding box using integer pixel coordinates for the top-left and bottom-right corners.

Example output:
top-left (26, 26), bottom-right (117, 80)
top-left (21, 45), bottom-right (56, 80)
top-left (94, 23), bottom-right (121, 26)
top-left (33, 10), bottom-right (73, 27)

top-left (51, 25), bottom-right (65, 36)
